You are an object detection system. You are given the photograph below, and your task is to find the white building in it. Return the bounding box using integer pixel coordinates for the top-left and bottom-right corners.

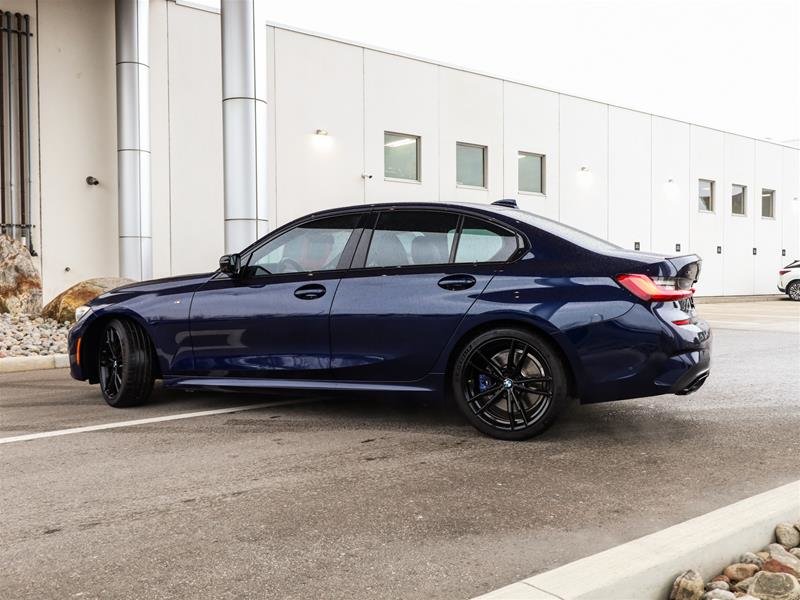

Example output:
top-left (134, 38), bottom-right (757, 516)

top-left (1, 0), bottom-right (798, 302)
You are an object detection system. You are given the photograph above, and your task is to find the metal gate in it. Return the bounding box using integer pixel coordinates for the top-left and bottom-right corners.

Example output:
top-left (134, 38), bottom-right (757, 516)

top-left (0, 11), bottom-right (33, 254)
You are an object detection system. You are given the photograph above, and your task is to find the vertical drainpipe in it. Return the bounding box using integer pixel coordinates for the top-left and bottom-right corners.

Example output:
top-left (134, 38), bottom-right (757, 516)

top-left (115, 0), bottom-right (151, 280)
top-left (221, 0), bottom-right (268, 253)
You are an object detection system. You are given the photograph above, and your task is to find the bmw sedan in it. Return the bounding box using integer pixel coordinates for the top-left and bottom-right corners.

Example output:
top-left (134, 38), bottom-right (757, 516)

top-left (68, 200), bottom-right (711, 440)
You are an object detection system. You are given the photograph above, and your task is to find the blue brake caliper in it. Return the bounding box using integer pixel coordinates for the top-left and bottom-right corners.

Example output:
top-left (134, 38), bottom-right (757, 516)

top-left (478, 373), bottom-right (493, 392)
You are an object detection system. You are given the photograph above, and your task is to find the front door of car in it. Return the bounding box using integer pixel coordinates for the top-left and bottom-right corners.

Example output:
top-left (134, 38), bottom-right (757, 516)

top-left (329, 210), bottom-right (521, 382)
top-left (189, 212), bottom-right (365, 378)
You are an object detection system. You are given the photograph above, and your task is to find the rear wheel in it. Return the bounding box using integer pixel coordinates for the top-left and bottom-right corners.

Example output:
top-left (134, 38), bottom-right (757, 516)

top-left (787, 281), bottom-right (800, 301)
top-left (452, 327), bottom-right (568, 440)
top-left (97, 318), bottom-right (154, 408)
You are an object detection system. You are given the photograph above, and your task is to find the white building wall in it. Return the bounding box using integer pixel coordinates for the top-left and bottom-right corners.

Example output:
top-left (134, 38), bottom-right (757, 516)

top-left (608, 107), bottom-right (651, 250)
top-left (558, 96), bottom-right (609, 239)
top-left (273, 29), bottom-right (364, 226)
top-left (690, 126), bottom-right (726, 296)
top-left (650, 117), bottom-right (690, 256)
top-left (438, 68), bottom-right (503, 205)
top-left (782, 148), bottom-right (800, 264)
top-left (723, 135), bottom-right (757, 295)
top-left (754, 142), bottom-right (784, 293)
top-left (363, 50), bottom-right (440, 205)
top-left (502, 82), bottom-right (559, 220)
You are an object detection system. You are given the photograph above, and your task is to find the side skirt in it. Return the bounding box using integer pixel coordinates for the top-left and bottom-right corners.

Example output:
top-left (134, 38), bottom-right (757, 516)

top-left (162, 375), bottom-right (442, 395)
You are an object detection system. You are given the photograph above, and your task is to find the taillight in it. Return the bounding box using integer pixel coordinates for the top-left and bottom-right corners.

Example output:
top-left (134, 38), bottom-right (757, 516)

top-left (779, 269), bottom-right (790, 275)
top-left (615, 273), bottom-right (694, 302)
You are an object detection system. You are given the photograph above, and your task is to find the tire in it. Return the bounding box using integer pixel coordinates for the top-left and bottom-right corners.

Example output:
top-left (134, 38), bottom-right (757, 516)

top-left (787, 281), bottom-right (800, 301)
top-left (97, 318), bottom-right (154, 408)
top-left (452, 327), bottom-right (568, 441)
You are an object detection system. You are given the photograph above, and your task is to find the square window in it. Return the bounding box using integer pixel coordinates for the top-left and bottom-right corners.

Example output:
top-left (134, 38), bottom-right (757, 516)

top-left (456, 142), bottom-right (487, 188)
top-left (731, 184), bottom-right (747, 215)
top-left (384, 132), bottom-right (420, 181)
top-left (698, 179), bottom-right (714, 212)
top-left (518, 152), bottom-right (545, 194)
top-left (761, 189), bottom-right (775, 218)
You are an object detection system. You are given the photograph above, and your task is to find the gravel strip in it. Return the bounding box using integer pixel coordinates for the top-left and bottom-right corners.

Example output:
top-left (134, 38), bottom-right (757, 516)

top-left (670, 521), bottom-right (800, 600)
top-left (0, 314), bottom-right (71, 358)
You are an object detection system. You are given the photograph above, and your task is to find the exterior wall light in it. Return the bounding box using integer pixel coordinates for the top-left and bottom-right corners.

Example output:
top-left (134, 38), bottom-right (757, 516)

top-left (580, 166), bottom-right (589, 172)
top-left (577, 165), bottom-right (593, 188)
top-left (315, 129), bottom-right (328, 136)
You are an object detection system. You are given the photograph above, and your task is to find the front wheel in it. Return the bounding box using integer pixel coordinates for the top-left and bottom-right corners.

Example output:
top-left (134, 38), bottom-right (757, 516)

top-left (787, 281), bottom-right (800, 301)
top-left (97, 318), bottom-right (155, 408)
top-left (452, 327), bottom-right (569, 440)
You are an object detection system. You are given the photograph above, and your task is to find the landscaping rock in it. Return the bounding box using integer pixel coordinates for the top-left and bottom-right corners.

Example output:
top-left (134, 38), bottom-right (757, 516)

top-left (735, 577), bottom-right (757, 592)
top-left (0, 313), bottom-right (71, 357)
top-left (41, 277), bottom-right (132, 323)
top-left (671, 569), bottom-right (706, 600)
top-left (746, 572), bottom-right (800, 600)
top-left (725, 564), bottom-right (762, 583)
top-left (707, 580), bottom-right (731, 591)
top-left (702, 589), bottom-right (736, 600)
top-left (791, 549), bottom-right (800, 559)
top-left (767, 544), bottom-right (800, 577)
top-left (0, 234), bottom-right (41, 315)
top-left (742, 552), bottom-right (766, 569)
top-left (765, 559), bottom-right (800, 576)
top-left (776, 523), bottom-right (800, 549)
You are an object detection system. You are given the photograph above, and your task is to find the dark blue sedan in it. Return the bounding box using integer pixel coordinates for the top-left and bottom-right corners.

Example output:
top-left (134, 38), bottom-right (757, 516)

top-left (68, 200), bottom-right (711, 440)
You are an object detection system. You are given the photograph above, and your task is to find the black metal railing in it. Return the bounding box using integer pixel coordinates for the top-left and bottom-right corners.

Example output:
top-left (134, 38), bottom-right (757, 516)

top-left (0, 11), bottom-right (34, 255)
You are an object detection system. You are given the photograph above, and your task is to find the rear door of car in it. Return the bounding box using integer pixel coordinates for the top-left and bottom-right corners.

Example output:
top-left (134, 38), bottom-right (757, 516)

top-left (328, 208), bottom-right (521, 382)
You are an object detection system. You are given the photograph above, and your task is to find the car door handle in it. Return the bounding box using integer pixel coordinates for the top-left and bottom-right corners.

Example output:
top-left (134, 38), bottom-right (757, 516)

top-left (438, 274), bottom-right (477, 291)
top-left (294, 284), bottom-right (326, 300)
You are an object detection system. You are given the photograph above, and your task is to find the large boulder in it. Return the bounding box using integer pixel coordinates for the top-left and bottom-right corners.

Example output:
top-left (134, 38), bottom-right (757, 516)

top-left (0, 234), bottom-right (42, 315)
top-left (41, 277), bottom-right (133, 323)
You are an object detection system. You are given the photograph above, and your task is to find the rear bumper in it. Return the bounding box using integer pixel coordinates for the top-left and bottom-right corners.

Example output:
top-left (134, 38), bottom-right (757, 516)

top-left (778, 285), bottom-right (785, 293)
top-left (575, 303), bottom-right (712, 404)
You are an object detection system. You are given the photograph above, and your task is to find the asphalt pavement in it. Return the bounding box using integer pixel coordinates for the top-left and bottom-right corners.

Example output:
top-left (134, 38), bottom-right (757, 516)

top-left (1, 300), bottom-right (798, 599)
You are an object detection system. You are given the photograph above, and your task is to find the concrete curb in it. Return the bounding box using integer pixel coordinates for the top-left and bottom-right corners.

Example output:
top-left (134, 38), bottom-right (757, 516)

top-left (474, 480), bottom-right (800, 600)
top-left (0, 354), bottom-right (69, 373)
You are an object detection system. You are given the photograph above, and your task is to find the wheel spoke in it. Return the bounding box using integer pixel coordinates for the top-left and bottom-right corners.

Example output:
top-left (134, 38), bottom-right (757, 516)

top-left (506, 340), bottom-right (517, 373)
top-left (507, 390), bottom-right (515, 429)
top-left (510, 390), bottom-right (529, 427)
top-left (515, 383), bottom-right (552, 397)
top-left (474, 350), bottom-right (504, 378)
top-left (467, 384), bottom-right (502, 404)
top-left (475, 388), bottom-right (504, 415)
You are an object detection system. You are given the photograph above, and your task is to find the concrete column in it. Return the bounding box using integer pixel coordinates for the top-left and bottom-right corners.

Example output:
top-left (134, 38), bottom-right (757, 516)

top-left (115, 0), bottom-right (151, 280)
top-left (221, 0), bottom-right (268, 253)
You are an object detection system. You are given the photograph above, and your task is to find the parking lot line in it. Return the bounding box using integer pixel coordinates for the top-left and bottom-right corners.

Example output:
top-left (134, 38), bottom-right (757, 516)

top-left (0, 398), bottom-right (320, 445)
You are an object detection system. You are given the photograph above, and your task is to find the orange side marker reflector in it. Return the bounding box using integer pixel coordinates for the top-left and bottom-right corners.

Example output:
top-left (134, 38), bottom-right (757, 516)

top-left (75, 337), bottom-right (82, 367)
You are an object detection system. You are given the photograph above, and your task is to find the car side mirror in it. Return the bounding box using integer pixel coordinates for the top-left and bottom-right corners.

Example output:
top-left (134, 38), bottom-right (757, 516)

top-left (219, 253), bottom-right (241, 277)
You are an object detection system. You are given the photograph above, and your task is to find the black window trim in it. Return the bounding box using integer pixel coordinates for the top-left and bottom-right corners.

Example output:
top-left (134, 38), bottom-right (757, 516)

top-left (349, 207), bottom-right (527, 272)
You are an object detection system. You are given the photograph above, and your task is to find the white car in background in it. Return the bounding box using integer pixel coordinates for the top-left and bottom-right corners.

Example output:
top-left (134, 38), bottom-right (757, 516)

top-left (778, 260), bottom-right (800, 300)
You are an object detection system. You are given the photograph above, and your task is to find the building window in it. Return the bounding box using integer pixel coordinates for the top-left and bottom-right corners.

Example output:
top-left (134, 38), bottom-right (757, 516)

top-left (456, 142), bottom-right (487, 188)
top-left (761, 189), bottom-right (775, 218)
top-left (518, 152), bottom-right (545, 194)
top-left (698, 179), bottom-right (715, 212)
top-left (731, 184), bottom-right (747, 216)
top-left (384, 132), bottom-right (420, 181)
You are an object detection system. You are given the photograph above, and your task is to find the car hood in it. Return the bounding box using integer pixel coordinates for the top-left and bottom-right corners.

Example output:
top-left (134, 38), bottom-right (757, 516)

top-left (90, 272), bottom-right (214, 306)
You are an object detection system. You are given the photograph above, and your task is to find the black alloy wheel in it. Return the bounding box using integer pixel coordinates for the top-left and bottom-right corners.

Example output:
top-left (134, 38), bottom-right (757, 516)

top-left (97, 318), bottom-right (154, 408)
top-left (452, 327), bottom-right (568, 440)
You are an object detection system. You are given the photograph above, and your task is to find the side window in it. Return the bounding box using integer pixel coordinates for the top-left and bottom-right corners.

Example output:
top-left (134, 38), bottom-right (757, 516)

top-left (246, 214), bottom-right (361, 275)
top-left (455, 217), bottom-right (518, 263)
top-left (366, 211), bottom-right (459, 268)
